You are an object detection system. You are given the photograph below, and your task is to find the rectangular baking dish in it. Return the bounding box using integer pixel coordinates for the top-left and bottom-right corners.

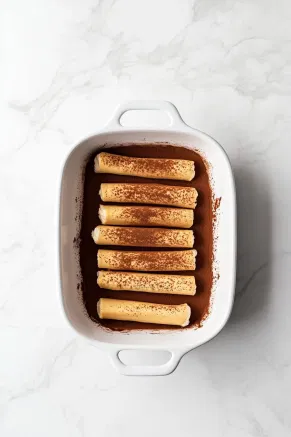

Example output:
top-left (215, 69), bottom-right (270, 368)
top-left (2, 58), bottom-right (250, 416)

top-left (58, 101), bottom-right (236, 376)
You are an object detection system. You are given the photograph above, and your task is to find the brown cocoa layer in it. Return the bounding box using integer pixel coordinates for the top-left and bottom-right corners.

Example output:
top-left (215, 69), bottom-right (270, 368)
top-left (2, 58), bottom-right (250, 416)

top-left (79, 144), bottom-right (213, 330)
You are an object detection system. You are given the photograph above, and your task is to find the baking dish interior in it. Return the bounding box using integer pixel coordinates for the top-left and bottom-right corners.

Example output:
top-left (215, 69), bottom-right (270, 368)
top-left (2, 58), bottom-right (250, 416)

top-left (59, 128), bottom-right (236, 350)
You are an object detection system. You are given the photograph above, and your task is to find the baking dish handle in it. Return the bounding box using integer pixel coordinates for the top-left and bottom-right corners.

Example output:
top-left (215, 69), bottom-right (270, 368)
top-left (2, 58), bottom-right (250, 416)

top-left (109, 348), bottom-right (186, 376)
top-left (105, 100), bottom-right (186, 131)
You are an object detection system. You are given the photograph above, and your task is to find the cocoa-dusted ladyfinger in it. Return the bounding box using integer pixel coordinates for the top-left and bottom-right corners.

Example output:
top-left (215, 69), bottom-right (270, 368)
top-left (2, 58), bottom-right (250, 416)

top-left (99, 183), bottom-right (198, 209)
top-left (92, 226), bottom-right (194, 248)
top-left (97, 271), bottom-right (196, 296)
top-left (95, 152), bottom-right (195, 181)
top-left (98, 205), bottom-right (194, 228)
top-left (97, 249), bottom-right (197, 271)
top-left (97, 298), bottom-right (191, 327)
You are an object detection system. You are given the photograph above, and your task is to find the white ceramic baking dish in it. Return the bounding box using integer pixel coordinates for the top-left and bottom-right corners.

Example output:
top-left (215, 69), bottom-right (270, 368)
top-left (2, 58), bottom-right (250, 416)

top-left (58, 101), bottom-right (236, 376)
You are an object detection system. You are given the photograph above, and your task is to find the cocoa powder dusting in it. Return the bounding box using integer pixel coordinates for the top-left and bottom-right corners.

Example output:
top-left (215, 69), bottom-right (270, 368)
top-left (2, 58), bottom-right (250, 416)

top-left (99, 271), bottom-right (195, 294)
top-left (79, 145), bottom-right (213, 330)
top-left (114, 206), bottom-right (192, 227)
top-left (97, 226), bottom-right (193, 248)
top-left (213, 197), bottom-right (222, 228)
top-left (214, 197), bottom-right (222, 210)
top-left (99, 153), bottom-right (194, 180)
top-left (98, 249), bottom-right (196, 271)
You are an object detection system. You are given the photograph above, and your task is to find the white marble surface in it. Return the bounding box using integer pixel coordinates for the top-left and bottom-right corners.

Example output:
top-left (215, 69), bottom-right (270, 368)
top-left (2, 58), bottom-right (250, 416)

top-left (1, 0), bottom-right (291, 435)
